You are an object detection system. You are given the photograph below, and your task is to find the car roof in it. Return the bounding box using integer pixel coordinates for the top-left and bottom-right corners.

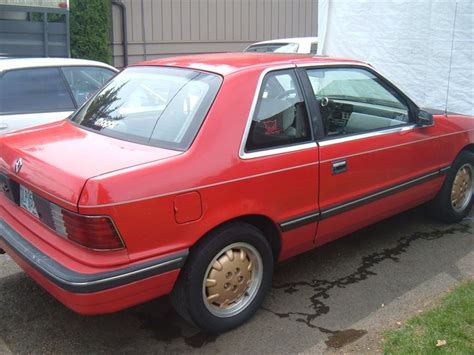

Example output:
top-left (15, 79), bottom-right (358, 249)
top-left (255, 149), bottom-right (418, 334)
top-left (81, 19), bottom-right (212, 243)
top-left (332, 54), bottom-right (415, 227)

top-left (248, 37), bottom-right (319, 46)
top-left (0, 57), bottom-right (118, 73)
top-left (136, 52), bottom-right (363, 76)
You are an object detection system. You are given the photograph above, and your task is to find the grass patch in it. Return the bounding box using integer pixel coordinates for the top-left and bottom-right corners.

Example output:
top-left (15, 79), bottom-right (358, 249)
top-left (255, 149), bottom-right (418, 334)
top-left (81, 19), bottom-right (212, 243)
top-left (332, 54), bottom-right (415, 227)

top-left (383, 281), bottom-right (474, 354)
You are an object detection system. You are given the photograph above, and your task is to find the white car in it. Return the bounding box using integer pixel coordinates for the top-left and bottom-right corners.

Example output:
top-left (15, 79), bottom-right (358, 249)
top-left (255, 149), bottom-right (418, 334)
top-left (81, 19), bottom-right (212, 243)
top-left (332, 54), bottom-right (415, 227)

top-left (0, 58), bottom-right (118, 134)
top-left (244, 37), bottom-right (318, 54)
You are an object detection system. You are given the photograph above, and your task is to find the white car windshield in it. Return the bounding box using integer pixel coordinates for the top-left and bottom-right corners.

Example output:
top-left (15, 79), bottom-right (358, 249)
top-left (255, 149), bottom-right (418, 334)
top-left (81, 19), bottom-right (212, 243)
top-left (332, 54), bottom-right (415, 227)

top-left (245, 43), bottom-right (299, 53)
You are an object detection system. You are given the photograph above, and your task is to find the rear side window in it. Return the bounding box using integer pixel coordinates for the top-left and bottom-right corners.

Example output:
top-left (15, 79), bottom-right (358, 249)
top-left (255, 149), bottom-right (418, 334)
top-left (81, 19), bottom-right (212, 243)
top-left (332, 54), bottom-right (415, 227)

top-left (71, 66), bottom-right (222, 150)
top-left (61, 66), bottom-right (115, 106)
top-left (245, 70), bottom-right (311, 152)
top-left (0, 68), bottom-right (75, 114)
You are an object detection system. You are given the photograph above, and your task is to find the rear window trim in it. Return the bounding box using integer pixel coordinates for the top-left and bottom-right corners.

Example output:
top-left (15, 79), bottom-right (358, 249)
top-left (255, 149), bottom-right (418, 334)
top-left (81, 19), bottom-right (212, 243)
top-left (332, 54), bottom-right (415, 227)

top-left (69, 65), bottom-right (223, 152)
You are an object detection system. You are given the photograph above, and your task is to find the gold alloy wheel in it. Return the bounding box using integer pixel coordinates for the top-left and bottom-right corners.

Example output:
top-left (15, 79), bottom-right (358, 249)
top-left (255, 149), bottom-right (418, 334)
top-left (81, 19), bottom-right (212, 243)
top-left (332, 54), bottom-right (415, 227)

top-left (202, 242), bottom-right (263, 318)
top-left (451, 163), bottom-right (473, 212)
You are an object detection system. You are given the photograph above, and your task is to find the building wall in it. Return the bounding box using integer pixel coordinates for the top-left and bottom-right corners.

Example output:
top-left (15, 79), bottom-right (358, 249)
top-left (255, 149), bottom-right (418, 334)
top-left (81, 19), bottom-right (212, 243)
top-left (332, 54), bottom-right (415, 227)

top-left (111, 0), bottom-right (318, 67)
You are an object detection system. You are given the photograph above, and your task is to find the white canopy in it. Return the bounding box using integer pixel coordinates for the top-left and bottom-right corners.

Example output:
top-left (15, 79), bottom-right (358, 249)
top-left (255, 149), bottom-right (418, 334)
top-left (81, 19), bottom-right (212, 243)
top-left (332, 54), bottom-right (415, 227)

top-left (318, 0), bottom-right (473, 116)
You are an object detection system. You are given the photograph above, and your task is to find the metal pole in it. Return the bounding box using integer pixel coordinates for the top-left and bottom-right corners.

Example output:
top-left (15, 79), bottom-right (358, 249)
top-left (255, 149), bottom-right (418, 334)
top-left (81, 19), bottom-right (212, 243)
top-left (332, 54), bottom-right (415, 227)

top-left (43, 10), bottom-right (49, 57)
top-left (111, 0), bottom-right (128, 67)
top-left (65, 11), bottom-right (70, 57)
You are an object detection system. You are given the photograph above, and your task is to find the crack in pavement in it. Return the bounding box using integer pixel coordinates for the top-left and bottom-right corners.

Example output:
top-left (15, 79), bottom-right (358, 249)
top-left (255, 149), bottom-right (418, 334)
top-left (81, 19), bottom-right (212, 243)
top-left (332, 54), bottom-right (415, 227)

top-left (262, 221), bottom-right (472, 348)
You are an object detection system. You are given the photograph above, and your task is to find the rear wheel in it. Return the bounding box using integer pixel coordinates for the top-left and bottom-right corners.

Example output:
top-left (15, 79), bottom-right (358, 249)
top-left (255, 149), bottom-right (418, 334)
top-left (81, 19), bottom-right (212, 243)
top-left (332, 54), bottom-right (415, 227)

top-left (170, 222), bottom-right (274, 333)
top-left (428, 150), bottom-right (474, 223)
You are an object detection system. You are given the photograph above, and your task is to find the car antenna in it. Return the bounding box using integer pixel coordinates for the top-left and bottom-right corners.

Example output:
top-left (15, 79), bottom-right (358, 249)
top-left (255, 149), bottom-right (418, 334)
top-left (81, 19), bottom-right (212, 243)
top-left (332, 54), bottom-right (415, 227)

top-left (444, 0), bottom-right (458, 116)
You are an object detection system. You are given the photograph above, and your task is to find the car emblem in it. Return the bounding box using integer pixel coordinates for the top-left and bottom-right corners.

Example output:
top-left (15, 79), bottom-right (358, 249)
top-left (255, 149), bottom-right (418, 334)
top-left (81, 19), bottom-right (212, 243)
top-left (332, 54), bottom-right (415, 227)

top-left (14, 158), bottom-right (23, 173)
top-left (1, 183), bottom-right (9, 193)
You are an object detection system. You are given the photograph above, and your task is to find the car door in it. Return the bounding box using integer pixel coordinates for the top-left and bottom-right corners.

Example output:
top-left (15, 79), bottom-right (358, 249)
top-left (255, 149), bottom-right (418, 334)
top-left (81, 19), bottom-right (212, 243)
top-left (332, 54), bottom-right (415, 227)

top-left (300, 65), bottom-right (444, 246)
top-left (240, 68), bottom-right (320, 259)
top-left (0, 67), bottom-right (76, 133)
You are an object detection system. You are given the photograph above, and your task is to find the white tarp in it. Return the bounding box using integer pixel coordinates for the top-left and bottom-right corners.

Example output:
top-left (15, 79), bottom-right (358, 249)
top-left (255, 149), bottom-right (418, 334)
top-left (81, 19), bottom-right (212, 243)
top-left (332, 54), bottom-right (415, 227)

top-left (318, 0), bottom-right (473, 116)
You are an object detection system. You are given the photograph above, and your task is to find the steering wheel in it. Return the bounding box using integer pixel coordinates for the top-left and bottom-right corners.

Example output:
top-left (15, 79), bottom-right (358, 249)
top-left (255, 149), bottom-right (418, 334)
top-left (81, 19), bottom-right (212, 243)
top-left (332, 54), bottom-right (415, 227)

top-left (276, 89), bottom-right (297, 100)
top-left (316, 96), bottom-right (333, 136)
top-left (319, 96), bottom-right (332, 107)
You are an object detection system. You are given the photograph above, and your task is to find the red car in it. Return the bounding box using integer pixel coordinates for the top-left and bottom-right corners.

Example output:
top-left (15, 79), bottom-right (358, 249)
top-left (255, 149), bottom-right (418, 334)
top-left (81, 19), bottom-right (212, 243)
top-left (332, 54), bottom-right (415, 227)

top-left (0, 54), bottom-right (473, 333)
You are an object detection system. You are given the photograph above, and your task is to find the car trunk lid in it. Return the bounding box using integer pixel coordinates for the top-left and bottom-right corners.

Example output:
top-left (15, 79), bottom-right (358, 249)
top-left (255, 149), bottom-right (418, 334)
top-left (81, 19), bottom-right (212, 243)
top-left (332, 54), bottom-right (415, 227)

top-left (0, 120), bottom-right (181, 211)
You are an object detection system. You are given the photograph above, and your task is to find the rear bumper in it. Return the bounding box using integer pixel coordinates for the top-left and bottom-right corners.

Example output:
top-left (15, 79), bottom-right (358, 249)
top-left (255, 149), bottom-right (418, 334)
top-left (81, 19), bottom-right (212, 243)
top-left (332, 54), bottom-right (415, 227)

top-left (0, 219), bottom-right (187, 314)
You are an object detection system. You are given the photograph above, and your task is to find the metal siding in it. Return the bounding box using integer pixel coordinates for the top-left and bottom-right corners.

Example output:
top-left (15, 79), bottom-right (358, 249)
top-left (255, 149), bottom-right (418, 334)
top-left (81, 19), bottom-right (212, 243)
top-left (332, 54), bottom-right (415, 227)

top-left (292, 0), bottom-right (299, 36)
top-left (171, 0), bottom-right (181, 40)
top-left (225, 0), bottom-right (233, 40)
top-left (142, 0), bottom-right (153, 43)
top-left (181, 0), bottom-right (191, 41)
top-left (278, 0), bottom-right (285, 38)
top-left (284, 0), bottom-right (292, 37)
top-left (162, 0), bottom-right (172, 41)
top-left (0, 6), bottom-right (69, 58)
top-left (208, 0), bottom-right (217, 41)
top-left (248, 0), bottom-right (257, 41)
top-left (200, 0), bottom-right (209, 41)
top-left (111, 0), bottom-right (318, 67)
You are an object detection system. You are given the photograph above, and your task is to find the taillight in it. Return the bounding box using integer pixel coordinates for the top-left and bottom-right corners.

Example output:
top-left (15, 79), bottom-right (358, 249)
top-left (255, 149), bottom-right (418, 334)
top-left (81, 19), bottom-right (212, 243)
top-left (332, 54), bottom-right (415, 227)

top-left (50, 204), bottom-right (124, 250)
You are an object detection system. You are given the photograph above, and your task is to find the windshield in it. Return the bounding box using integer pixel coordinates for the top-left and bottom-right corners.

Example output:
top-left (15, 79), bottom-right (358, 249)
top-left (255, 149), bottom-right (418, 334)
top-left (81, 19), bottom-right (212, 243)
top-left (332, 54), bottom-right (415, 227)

top-left (308, 68), bottom-right (406, 109)
top-left (244, 43), bottom-right (299, 53)
top-left (70, 66), bottom-right (222, 150)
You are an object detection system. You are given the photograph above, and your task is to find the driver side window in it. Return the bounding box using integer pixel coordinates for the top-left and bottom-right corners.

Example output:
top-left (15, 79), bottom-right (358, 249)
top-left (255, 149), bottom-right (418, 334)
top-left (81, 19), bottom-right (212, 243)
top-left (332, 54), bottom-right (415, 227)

top-left (306, 68), bottom-right (410, 137)
top-left (245, 70), bottom-right (311, 152)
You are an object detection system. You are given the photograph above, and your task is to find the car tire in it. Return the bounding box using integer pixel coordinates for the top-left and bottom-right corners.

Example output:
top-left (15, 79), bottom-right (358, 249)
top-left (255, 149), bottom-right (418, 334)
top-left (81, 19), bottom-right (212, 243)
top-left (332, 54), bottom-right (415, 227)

top-left (170, 222), bottom-right (274, 333)
top-left (428, 150), bottom-right (474, 223)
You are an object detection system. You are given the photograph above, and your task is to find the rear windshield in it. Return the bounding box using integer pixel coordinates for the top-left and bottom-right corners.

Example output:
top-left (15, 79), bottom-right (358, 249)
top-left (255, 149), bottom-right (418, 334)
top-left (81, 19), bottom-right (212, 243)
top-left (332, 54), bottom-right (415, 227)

top-left (70, 66), bottom-right (222, 150)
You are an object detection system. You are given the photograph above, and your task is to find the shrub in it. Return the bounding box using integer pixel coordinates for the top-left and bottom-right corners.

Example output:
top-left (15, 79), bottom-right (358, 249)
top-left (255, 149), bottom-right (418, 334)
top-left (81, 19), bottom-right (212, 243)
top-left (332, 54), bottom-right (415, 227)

top-left (70, 0), bottom-right (111, 64)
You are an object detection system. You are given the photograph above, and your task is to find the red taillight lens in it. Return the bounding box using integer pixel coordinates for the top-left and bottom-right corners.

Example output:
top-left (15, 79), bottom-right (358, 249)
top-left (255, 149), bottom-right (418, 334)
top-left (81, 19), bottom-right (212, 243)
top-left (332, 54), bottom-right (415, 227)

top-left (61, 211), bottom-right (124, 250)
top-left (49, 203), bottom-right (124, 250)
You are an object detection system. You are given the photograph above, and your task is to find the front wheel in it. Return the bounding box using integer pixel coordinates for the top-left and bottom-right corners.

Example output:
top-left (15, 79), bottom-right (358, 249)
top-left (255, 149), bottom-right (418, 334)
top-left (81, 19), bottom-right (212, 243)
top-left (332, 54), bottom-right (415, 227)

top-left (428, 150), bottom-right (474, 223)
top-left (170, 222), bottom-right (274, 333)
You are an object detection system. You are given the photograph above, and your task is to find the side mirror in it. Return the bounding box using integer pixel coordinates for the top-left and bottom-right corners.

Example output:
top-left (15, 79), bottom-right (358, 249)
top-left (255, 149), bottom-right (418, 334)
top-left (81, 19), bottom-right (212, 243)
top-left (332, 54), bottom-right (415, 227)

top-left (416, 110), bottom-right (434, 127)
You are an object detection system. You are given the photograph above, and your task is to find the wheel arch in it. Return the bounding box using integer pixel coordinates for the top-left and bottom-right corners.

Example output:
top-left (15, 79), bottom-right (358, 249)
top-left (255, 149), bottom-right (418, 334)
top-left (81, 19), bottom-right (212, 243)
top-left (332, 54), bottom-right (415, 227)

top-left (190, 214), bottom-right (282, 261)
top-left (461, 143), bottom-right (474, 155)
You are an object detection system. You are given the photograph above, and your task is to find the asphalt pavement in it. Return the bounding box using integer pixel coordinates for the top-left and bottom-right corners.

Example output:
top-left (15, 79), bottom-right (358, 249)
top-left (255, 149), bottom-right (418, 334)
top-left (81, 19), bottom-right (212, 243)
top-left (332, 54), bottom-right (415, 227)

top-left (0, 207), bottom-right (473, 354)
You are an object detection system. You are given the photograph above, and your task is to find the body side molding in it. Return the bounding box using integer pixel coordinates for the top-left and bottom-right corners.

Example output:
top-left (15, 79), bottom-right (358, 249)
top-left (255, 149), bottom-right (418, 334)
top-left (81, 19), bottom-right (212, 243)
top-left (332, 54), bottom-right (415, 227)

top-left (279, 166), bottom-right (450, 231)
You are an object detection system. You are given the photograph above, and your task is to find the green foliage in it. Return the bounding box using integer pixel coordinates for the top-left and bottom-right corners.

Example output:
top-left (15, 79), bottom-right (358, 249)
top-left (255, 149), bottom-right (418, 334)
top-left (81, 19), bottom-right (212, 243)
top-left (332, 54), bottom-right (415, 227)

top-left (70, 0), bottom-right (111, 64)
top-left (383, 281), bottom-right (474, 354)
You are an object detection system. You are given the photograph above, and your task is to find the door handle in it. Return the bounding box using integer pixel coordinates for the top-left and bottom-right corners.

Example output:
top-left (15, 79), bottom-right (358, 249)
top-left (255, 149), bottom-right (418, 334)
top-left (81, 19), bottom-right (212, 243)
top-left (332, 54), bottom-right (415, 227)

top-left (0, 123), bottom-right (8, 130)
top-left (332, 160), bottom-right (347, 174)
